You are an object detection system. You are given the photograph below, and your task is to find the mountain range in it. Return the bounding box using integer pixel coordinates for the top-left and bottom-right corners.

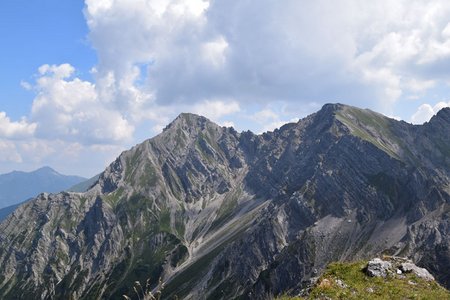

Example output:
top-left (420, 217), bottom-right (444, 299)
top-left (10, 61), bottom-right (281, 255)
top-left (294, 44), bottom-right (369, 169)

top-left (0, 166), bottom-right (86, 209)
top-left (0, 103), bottom-right (448, 299)
top-left (0, 168), bottom-right (90, 222)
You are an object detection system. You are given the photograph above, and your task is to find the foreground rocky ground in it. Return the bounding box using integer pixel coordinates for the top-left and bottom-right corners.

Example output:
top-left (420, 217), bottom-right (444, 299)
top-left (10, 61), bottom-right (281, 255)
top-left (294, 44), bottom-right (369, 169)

top-left (281, 257), bottom-right (450, 299)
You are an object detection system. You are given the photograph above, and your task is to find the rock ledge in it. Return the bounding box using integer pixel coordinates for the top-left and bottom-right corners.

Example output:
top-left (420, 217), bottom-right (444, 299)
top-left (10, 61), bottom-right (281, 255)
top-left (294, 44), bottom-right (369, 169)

top-left (366, 256), bottom-right (434, 281)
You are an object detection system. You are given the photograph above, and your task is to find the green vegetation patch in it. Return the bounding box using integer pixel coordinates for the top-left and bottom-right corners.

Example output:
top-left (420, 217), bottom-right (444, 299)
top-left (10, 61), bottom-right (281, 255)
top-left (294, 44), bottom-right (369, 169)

top-left (280, 261), bottom-right (450, 300)
top-left (124, 148), bottom-right (143, 184)
top-left (174, 210), bottom-right (186, 239)
top-left (336, 108), bottom-right (401, 160)
top-left (208, 187), bottom-right (242, 233)
top-left (159, 208), bottom-right (171, 233)
top-left (104, 234), bottom-right (181, 299)
top-left (103, 187), bottom-right (124, 208)
top-left (139, 162), bottom-right (159, 188)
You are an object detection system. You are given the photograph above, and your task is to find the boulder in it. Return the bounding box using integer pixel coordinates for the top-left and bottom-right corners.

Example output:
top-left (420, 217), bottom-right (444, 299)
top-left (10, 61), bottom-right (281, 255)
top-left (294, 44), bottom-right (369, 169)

top-left (400, 262), bottom-right (435, 281)
top-left (366, 258), bottom-right (392, 278)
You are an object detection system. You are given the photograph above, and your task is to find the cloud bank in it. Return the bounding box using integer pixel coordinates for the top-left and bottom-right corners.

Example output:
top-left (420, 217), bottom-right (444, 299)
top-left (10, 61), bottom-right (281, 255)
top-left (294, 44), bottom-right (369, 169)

top-left (84, 0), bottom-right (450, 117)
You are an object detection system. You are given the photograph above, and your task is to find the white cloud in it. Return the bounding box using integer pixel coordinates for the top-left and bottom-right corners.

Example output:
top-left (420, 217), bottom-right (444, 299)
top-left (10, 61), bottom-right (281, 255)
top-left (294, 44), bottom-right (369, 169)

top-left (30, 64), bottom-right (134, 145)
top-left (0, 140), bottom-right (22, 163)
top-left (0, 137), bottom-right (127, 177)
top-left (260, 118), bottom-right (299, 133)
top-left (411, 101), bottom-right (450, 124)
top-left (221, 121), bottom-right (234, 128)
top-left (0, 112), bottom-right (36, 139)
top-left (251, 109), bottom-right (279, 124)
top-left (405, 79), bottom-right (436, 93)
top-left (79, 0), bottom-right (450, 119)
top-left (38, 64), bottom-right (75, 78)
top-left (201, 36), bottom-right (228, 68)
top-left (19, 140), bottom-right (56, 163)
top-left (250, 108), bottom-right (299, 133)
top-left (191, 99), bottom-right (240, 121)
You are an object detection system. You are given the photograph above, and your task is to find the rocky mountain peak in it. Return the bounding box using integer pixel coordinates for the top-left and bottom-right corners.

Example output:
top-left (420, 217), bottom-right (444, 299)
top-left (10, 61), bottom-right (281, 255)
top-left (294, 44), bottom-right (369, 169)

top-left (163, 112), bottom-right (217, 133)
top-left (429, 106), bottom-right (450, 125)
top-left (0, 104), bottom-right (449, 299)
top-left (318, 102), bottom-right (345, 115)
top-left (420, 106), bottom-right (450, 169)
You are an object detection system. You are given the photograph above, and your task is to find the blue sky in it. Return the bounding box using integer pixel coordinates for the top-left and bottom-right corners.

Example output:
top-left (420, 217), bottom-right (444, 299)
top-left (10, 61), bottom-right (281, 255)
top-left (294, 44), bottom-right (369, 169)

top-left (0, 0), bottom-right (95, 119)
top-left (1, 0), bottom-right (450, 177)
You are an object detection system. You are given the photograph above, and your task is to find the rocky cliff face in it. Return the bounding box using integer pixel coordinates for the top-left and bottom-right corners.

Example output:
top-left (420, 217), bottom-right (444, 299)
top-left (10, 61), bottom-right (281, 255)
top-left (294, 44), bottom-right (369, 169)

top-left (0, 104), bottom-right (449, 299)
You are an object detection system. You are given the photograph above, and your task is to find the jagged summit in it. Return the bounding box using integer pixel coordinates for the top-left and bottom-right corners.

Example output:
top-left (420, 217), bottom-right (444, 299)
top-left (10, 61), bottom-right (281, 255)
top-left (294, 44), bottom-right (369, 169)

top-left (164, 103), bottom-right (398, 139)
top-left (429, 106), bottom-right (450, 124)
top-left (318, 102), bottom-right (345, 114)
top-left (0, 103), bottom-right (449, 299)
top-left (163, 112), bottom-right (216, 132)
top-left (440, 106), bottom-right (450, 115)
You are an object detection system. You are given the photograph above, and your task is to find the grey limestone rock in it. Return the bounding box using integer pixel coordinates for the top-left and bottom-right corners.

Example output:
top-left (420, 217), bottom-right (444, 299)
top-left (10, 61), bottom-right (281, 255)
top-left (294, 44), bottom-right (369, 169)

top-left (365, 257), bottom-right (435, 282)
top-left (0, 103), bottom-right (449, 299)
top-left (400, 262), bottom-right (435, 281)
top-left (366, 258), bottom-right (392, 278)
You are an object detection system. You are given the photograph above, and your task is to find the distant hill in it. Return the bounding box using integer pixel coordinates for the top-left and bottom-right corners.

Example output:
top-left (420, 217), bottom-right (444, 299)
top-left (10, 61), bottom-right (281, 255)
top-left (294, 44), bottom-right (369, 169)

top-left (67, 173), bottom-right (100, 193)
top-left (0, 166), bottom-right (86, 209)
top-left (0, 201), bottom-right (26, 222)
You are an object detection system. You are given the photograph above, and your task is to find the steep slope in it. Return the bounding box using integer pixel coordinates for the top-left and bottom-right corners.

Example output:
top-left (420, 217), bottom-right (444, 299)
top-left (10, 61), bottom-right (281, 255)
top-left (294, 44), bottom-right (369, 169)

top-left (0, 104), bottom-right (448, 300)
top-left (0, 166), bottom-right (86, 209)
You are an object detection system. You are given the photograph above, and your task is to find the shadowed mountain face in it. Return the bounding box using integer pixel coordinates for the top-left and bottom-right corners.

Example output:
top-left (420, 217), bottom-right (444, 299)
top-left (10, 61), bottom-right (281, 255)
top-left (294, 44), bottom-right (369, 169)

top-left (0, 167), bottom-right (86, 209)
top-left (0, 104), bottom-right (448, 299)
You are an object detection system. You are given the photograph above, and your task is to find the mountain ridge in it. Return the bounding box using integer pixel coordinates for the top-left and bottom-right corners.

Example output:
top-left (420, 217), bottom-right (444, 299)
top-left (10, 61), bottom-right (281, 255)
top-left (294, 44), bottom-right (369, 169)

top-left (0, 103), bottom-right (449, 299)
top-left (0, 166), bottom-right (86, 209)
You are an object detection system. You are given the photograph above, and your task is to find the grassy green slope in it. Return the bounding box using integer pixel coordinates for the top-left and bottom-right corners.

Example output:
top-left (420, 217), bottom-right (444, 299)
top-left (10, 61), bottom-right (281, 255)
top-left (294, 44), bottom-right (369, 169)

top-left (279, 260), bottom-right (450, 300)
top-left (335, 106), bottom-right (403, 160)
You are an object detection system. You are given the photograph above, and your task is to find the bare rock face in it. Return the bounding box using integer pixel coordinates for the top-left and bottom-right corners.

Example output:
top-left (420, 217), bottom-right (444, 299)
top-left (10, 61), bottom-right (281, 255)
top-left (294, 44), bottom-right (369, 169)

top-left (365, 257), bottom-right (435, 281)
top-left (366, 258), bottom-right (392, 278)
top-left (0, 104), bottom-right (449, 299)
top-left (400, 262), bottom-right (435, 281)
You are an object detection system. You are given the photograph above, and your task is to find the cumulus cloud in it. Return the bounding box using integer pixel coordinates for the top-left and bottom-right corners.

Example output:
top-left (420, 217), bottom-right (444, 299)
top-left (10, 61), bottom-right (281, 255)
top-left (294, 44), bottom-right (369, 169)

top-left (191, 99), bottom-right (240, 120)
top-left (30, 64), bottom-right (134, 145)
top-left (221, 121), bottom-right (234, 127)
top-left (0, 140), bottom-right (22, 163)
top-left (250, 108), bottom-right (299, 133)
top-left (251, 109), bottom-right (279, 124)
top-left (0, 138), bottom-right (127, 177)
top-left (0, 112), bottom-right (36, 139)
top-left (411, 101), bottom-right (450, 124)
top-left (201, 36), bottom-right (228, 68)
top-left (79, 0), bottom-right (450, 119)
top-left (84, 0), bottom-right (210, 108)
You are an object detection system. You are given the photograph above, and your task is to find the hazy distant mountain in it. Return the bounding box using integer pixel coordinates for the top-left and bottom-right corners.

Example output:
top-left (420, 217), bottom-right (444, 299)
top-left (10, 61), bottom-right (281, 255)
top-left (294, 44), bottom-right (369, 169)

top-left (0, 166), bottom-right (86, 209)
top-left (0, 104), bottom-right (449, 299)
top-left (0, 201), bottom-right (26, 223)
top-left (67, 173), bottom-right (101, 193)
